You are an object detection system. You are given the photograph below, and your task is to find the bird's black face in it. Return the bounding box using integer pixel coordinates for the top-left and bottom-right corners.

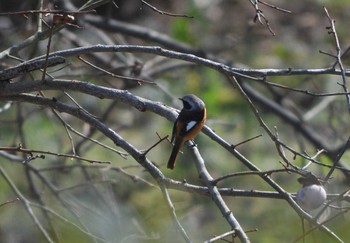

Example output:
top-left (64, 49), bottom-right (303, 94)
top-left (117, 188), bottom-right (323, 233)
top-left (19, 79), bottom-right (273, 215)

top-left (181, 98), bottom-right (192, 110)
top-left (179, 94), bottom-right (205, 112)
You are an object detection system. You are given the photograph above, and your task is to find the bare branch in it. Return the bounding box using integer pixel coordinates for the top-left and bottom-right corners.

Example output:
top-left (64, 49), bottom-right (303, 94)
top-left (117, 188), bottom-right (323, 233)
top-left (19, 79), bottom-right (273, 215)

top-left (0, 166), bottom-right (54, 243)
top-left (0, 56), bottom-right (65, 81)
top-left (0, 146), bottom-right (111, 164)
top-left (141, 0), bottom-right (193, 18)
top-left (323, 7), bottom-right (350, 111)
top-left (188, 140), bottom-right (251, 242)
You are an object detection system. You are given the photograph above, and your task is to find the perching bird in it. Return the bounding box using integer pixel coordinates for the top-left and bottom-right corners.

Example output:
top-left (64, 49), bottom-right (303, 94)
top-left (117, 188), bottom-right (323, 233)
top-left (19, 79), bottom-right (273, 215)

top-left (167, 94), bottom-right (206, 169)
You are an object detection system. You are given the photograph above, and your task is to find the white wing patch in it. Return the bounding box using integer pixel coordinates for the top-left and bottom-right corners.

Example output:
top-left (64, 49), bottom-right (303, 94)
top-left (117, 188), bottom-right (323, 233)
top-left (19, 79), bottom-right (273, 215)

top-left (186, 121), bottom-right (197, 132)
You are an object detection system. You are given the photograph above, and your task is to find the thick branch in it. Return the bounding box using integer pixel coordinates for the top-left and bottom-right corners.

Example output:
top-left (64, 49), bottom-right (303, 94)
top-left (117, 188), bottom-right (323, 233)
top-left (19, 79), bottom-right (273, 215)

top-left (0, 56), bottom-right (65, 81)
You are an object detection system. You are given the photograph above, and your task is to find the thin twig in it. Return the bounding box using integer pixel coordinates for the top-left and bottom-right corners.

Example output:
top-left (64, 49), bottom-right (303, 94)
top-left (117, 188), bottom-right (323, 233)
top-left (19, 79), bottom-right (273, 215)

top-left (30, 202), bottom-right (109, 242)
top-left (142, 135), bottom-right (168, 156)
top-left (141, 0), bottom-right (193, 18)
top-left (0, 166), bottom-right (54, 243)
top-left (78, 56), bottom-right (155, 85)
top-left (231, 134), bottom-right (262, 149)
top-left (323, 7), bottom-right (350, 112)
top-left (213, 168), bottom-right (301, 185)
top-left (324, 137), bottom-right (350, 182)
top-left (0, 9), bottom-right (95, 16)
top-left (249, 0), bottom-right (276, 35)
top-left (0, 146), bottom-right (111, 164)
top-left (258, 0), bottom-right (291, 14)
top-left (205, 230), bottom-right (236, 243)
top-left (159, 183), bottom-right (191, 243)
top-left (0, 198), bottom-right (19, 208)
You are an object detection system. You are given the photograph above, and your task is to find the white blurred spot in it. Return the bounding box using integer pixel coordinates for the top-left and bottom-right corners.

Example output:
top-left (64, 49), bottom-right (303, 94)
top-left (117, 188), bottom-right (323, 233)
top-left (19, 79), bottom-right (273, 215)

top-left (296, 184), bottom-right (327, 212)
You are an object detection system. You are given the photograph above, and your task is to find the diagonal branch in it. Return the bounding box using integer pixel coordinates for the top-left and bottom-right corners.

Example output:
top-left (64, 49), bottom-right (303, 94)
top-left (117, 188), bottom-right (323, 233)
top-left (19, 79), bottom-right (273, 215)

top-left (189, 141), bottom-right (250, 242)
top-left (0, 166), bottom-right (54, 243)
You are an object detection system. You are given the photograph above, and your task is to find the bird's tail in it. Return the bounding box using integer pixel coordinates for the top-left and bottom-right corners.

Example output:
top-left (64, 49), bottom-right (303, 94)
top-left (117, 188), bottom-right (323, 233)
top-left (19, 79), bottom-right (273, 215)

top-left (167, 140), bottom-right (184, 169)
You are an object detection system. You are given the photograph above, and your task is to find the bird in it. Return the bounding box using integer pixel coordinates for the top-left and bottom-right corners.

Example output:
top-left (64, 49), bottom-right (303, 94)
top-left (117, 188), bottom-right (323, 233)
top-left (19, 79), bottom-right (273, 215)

top-left (167, 94), bottom-right (206, 169)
